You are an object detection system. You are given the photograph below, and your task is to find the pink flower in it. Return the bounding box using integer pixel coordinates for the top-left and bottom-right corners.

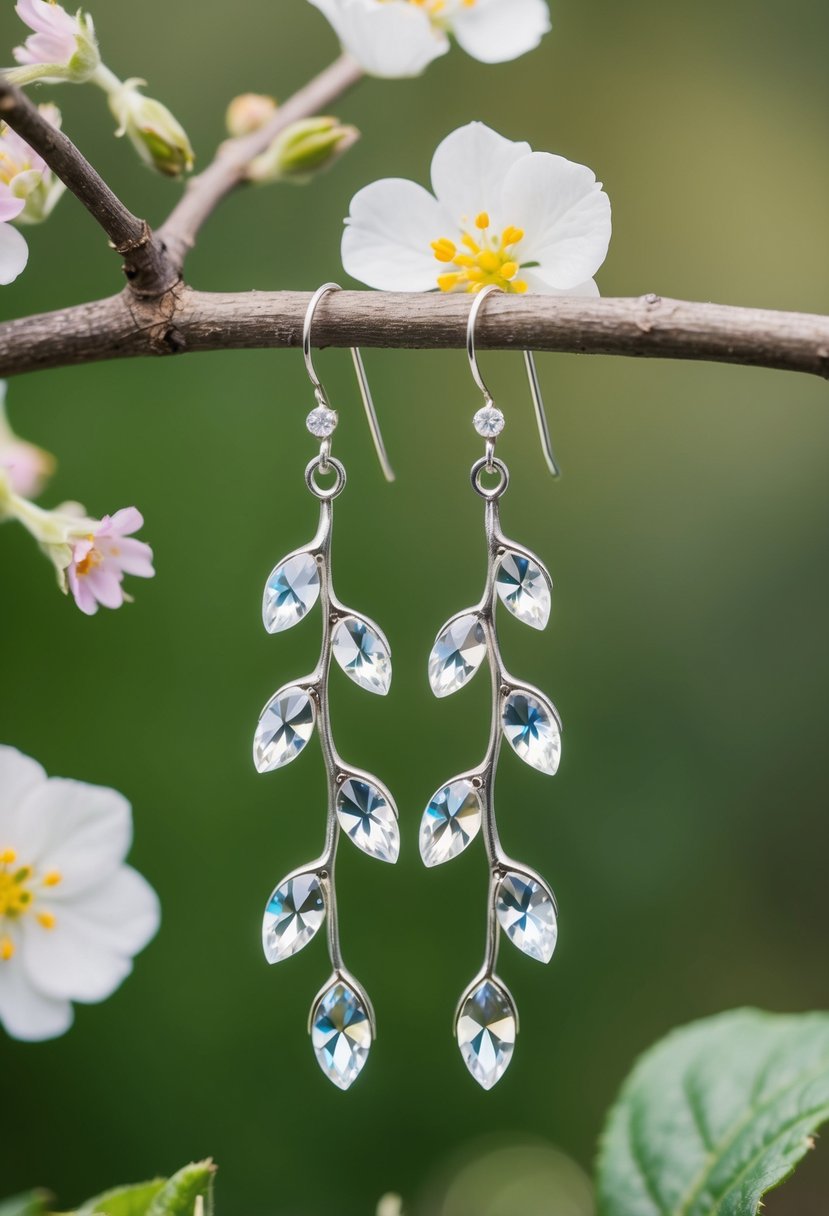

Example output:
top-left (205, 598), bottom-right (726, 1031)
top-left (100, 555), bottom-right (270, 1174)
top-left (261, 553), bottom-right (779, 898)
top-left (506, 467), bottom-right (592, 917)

top-left (14, 0), bottom-right (86, 67)
top-left (66, 507), bottom-right (154, 616)
top-left (0, 383), bottom-right (55, 496)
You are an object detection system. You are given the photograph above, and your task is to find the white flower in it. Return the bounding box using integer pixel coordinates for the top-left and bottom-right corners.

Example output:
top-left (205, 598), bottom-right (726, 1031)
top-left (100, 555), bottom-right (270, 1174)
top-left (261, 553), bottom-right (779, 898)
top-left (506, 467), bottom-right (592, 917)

top-left (308, 0), bottom-right (551, 78)
top-left (342, 121), bottom-right (611, 295)
top-left (0, 746), bottom-right (160, 1041)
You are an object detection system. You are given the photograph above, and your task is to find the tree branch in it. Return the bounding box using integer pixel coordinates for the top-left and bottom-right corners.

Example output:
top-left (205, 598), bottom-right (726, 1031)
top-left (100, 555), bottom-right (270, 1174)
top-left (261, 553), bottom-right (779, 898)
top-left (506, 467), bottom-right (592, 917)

top-left (157, 54), bottom-right (363, 272)
top-left (1, 288), bottom-right (826, 378)
top-left (0, 77), bottom-right (175, 294)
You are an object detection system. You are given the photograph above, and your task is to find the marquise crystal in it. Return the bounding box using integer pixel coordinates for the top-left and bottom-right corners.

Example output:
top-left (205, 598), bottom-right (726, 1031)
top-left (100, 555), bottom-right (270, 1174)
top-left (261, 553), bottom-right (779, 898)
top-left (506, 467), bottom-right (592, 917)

top-left (337, 777), bottom-right (399, 864)
top-left (332, 615), bottom-right (391, 695)
top-left (428, 614), bottom-right (487, 698)
top-left (262, 873), bottom-right (325, 963)
top-left (456, 978), bottom-right (517, 1090)
top-left (253, 686), bottom-right (315, 773)
top-left (496, 872), bottom-right (558, 964)
top-left (263, 553), bottom-right (320, 634)
top-left (502, 690), bottom-right (561, 776)
top-left (311, 980), bottom-right (372, 1090)
top-left (496, 552), bottom-right (551, 631)
top-left (420, 779), bottom-right (482, 867)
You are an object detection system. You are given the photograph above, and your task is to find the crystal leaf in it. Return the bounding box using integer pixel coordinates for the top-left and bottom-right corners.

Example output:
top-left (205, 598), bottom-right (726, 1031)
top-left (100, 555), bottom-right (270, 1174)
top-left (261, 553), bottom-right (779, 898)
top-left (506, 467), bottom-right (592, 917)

top-left (263, 553), bottom-right (320, 634)
top-left (496, 551), bottom-right (551, 631)
top-left (253, 686), bottom-right (315, 773)
top-left (502, 690), bottom-right (561, 776)
top-left (428, 613), bottom-right (487, 698)
top-left (496, 872), bottom-right (558, 963)
top-left (262, 873), bottom-right (325, 963)
top-left (420, 779), bottom-right (482, 867)
top-left (311, 980), bottom-right (372, 1090)
top-left (337, 777), bottom-right (399, 864)
top-left (456, 978), bottom-right (517, 1090)
top-left (332, 615), bottom-right (391, 695)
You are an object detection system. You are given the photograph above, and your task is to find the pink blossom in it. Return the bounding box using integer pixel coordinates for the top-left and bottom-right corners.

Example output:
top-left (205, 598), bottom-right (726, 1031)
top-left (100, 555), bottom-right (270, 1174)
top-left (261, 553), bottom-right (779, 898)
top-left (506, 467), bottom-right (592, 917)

top-left (0, 438), bottom-right (54, 497)
top-left (13, 0), bottom-right (82, 67)
top-left (66, 507), bottom-right (155, 616)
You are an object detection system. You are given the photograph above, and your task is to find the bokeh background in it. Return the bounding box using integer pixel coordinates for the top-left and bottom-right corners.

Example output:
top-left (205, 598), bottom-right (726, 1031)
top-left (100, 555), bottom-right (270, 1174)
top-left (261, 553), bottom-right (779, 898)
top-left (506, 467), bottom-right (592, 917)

top-left (2, 0), bottom-right (828, 1212)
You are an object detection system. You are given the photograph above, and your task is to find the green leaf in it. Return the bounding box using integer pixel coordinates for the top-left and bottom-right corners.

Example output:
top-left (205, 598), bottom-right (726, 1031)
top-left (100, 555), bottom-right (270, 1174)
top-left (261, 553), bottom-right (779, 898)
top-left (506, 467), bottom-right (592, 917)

top-left (145, 1161), bottom-right (216, 1216)
top-left (0, 1193), bottom-right (50, 1216)
top-left (597, 1008), bottom-right (829, 1216)
top-left (74, 1180), bottom-right (166, 1216)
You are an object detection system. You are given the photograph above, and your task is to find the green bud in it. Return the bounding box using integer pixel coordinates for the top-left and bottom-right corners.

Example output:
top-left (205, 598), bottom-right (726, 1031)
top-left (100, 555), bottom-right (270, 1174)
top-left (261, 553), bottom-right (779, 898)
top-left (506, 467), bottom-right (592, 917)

top-left (108, 80), bottom-right (194, 178)
top-left (226, 93), bottom-right (278, 138)
top-left (247, 116), bottom-right (359, 185)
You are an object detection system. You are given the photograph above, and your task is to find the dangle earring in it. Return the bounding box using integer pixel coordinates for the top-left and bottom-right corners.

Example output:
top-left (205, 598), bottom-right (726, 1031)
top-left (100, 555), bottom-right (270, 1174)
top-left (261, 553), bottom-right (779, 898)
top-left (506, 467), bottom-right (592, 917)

top-left (420, 284), bottom-right (562, 1090)
top-left (253, 283), bottom-right (397, 1090)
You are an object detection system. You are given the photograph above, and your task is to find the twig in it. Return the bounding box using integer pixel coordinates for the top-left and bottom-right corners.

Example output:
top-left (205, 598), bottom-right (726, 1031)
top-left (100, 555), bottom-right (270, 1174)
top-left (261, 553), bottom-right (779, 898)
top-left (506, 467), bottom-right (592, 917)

top-left (0, 77), bottom-right (174, 294)
top-left (1, 289), bottom-right (827, 378)
top-left (158, 54), bottom-right (363, 271)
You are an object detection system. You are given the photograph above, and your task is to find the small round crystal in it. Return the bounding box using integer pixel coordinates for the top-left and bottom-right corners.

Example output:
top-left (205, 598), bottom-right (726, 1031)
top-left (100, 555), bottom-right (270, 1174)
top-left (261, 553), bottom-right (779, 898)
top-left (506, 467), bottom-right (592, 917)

top-left (306, 406), bottom-right (338, 438)
top-left (473, 405), bottom-right (505, 438)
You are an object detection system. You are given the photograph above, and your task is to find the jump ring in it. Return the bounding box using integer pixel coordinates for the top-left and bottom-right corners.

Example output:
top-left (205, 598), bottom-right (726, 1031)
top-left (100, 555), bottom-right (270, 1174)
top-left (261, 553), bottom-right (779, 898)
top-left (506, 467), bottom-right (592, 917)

top-left (305, 455), bottom-right (347, 500)
top-left (471, 455), bottom-right (509, 500)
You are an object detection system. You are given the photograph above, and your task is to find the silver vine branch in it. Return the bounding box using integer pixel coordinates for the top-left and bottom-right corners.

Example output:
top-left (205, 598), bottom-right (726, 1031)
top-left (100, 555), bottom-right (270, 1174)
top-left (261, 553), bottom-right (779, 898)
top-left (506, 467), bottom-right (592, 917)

top-left (1, 289), bottom-right (827, 378)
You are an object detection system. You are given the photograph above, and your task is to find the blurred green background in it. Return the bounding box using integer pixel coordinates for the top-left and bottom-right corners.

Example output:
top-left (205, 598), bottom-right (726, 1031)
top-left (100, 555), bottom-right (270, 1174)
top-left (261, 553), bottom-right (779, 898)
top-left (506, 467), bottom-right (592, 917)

top-left (2, 0), bottom-right (828, 1212)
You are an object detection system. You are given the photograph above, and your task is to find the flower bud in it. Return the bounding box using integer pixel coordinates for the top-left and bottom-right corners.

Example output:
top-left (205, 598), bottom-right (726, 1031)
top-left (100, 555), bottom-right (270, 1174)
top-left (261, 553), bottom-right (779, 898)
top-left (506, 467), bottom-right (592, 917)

top-left (108, 80), bottom-right (194, 178)
top-left (247, 117), bottom-right (359, 185)
top-left (226, 93), bottom-right (278, 138)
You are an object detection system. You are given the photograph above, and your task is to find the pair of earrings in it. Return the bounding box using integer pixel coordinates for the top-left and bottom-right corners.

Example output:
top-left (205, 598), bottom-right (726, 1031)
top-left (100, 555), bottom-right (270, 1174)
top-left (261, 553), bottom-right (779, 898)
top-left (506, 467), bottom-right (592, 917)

top-left (253, 284), bottom-right (562, 1092)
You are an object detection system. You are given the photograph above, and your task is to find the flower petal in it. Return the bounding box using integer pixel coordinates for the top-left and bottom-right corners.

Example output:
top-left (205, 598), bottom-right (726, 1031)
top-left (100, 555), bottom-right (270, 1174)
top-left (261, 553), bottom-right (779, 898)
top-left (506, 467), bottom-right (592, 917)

top-left (82, 564), bottom-right (126, 610)
top-left (0, 745), bottom-right (45, 827)
top-left (0, 191), bottom-right (26, 223)
top-left (308, 0), bottom-right (448, 78)
top-left (343, 177), bottom-right (446, 291)
top-left (18, 777), bottom-right (133, 895)
top-left (520, 269), bottom-right (600, 297)
top-left (21, 914), bottom-right (133, 1003)
top-left (111, 537), bottom-right (154, 578)
top-left (106, 506), bottom-right (144, 536)
top-left (0, 223), bottom-right (29, 284)
top-left (0, 949), bottom-right (73, 1041)
top-left (22, 866), bottom-right (159, 1001)
top-left (502, 151), bottom-right (611, 289)
top-left (452, 0), bottom-right (551, 64)
top-left (430, 122), bottom-right (530, 227)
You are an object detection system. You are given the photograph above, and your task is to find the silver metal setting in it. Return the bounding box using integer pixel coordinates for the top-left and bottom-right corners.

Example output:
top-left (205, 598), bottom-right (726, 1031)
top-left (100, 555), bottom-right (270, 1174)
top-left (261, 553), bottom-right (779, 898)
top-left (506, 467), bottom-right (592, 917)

top-left (424, 287), bottom-right (562, 1090)
top-left (255, 289), bottom-right (396, 1090)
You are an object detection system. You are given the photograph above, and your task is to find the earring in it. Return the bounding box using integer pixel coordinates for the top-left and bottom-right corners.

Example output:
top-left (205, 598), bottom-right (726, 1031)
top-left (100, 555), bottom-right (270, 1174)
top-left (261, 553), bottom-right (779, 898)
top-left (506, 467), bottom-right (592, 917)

top-left (420, 284), bottom-right (562, 1090)
top-left (253, 283), bottom-right (397, 1090)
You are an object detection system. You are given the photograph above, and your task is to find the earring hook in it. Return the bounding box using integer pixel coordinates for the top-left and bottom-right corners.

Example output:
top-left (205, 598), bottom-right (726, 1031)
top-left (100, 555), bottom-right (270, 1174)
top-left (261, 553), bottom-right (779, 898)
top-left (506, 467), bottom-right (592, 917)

top-left (466, 284), bottom-right (560, 478)
top-left (303, 282), bottom-right (395, 483)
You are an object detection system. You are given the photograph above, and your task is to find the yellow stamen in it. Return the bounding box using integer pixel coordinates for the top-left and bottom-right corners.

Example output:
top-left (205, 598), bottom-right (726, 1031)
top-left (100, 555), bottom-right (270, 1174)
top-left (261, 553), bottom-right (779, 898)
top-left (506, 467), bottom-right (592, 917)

top-left (432, 220), bottom-right (530, 295)
top-left (0, 849), bottom-right (16, 865)
top-left (43, 870), bottom-right (62, 887)
top-left (430, 238), bottom-right (457, 263)
top-left (0, 937), bottom-right (14, 961)
top-left (37, 911), bottom-right (56, 930)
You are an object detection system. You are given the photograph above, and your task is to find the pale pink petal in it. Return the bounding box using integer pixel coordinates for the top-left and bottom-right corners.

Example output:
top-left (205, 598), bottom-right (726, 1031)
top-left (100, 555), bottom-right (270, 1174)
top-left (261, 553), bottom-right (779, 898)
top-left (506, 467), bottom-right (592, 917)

top-left (107, 506), bottom-right (144, 537)
top-left (67, 564), bottom-right (99, 615)
top-left (19, 777), bottom-right (132, 895)
top-left (82, 564), bottom-right (126, 610)
top-left (109, 537), bottom-right (154, 578)
top-left (0, 191), bottom-right (27, 223)
top-left (0, 950), bottom-right (73, 1041)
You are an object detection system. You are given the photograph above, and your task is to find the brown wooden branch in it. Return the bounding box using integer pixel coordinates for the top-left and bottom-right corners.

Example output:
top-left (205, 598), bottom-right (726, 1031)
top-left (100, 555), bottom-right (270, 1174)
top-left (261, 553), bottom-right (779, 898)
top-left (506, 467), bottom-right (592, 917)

top-left (0, 77), bottom-right (175, 294)
top-left (1, 288), bottom-right (827, 378)
top-left (157, 54), bottom-right (363, 272)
